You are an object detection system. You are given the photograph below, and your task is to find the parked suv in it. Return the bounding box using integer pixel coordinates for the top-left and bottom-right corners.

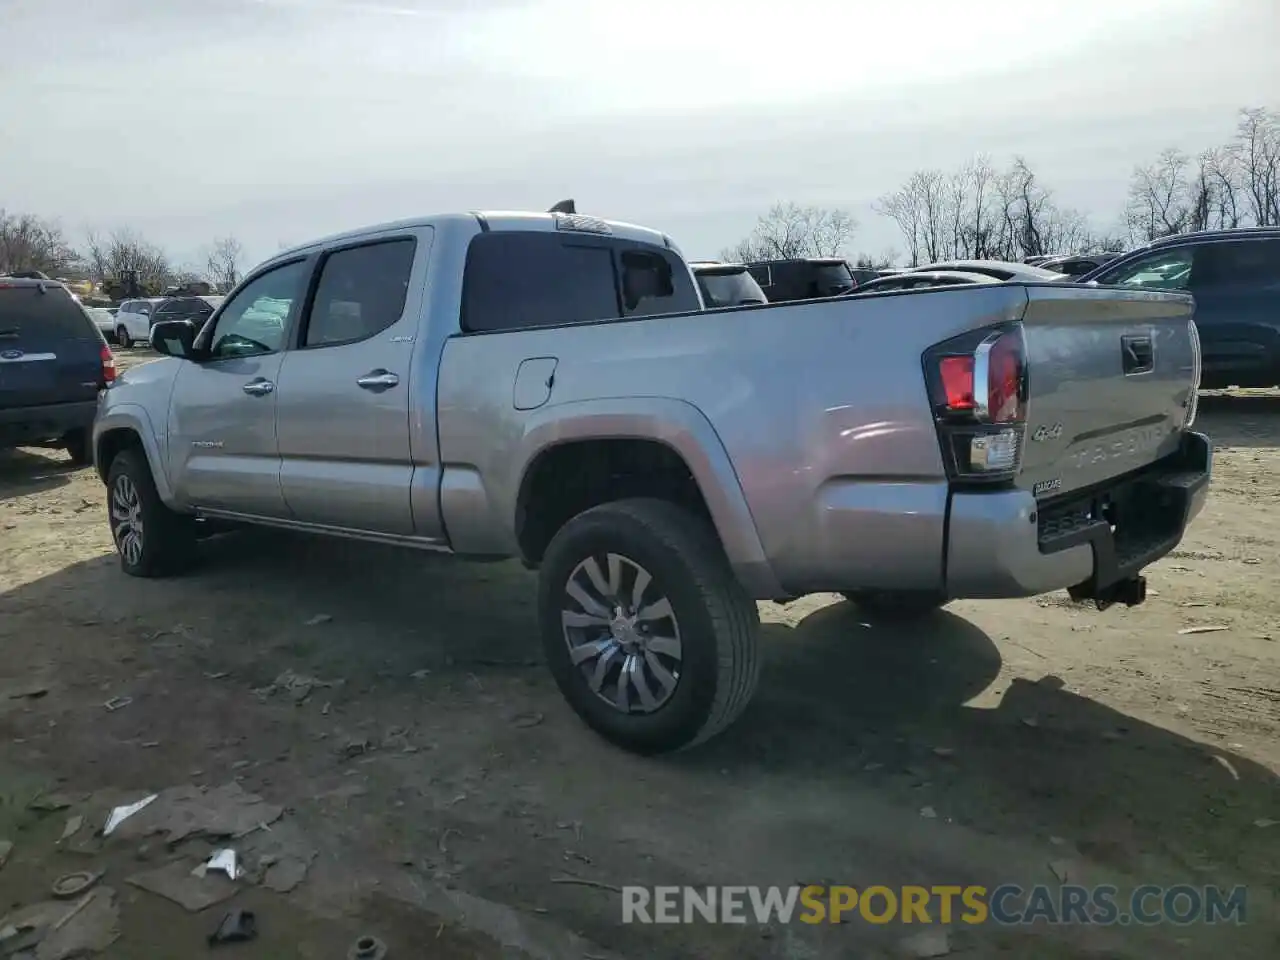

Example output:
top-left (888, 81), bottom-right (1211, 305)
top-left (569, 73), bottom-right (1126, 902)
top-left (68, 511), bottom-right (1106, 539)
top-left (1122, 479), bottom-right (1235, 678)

top-left (1, 277), bottom-right (116, 464)
top-left (1081, 228), bottom-right (1280, 388)
top-left (689, 262), bottom-right (768, 306)
top-left (744, 258), bottom-right (855, 302)
top-left (115, 296), bottom-right (218, 349)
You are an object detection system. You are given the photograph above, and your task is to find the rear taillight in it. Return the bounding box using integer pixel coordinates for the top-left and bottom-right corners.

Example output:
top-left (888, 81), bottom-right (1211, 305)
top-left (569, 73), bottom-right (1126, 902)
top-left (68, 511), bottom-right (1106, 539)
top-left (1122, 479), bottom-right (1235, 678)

top-left (101, 343), bottom-right (116, 384)
top-left (925, 325), bottom-right (1027, 483)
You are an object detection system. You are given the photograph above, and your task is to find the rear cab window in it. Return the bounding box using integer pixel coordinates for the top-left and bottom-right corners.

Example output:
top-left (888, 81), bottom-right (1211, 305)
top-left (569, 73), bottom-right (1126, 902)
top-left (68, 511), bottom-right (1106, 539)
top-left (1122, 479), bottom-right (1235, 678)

top-left (0, 282), bottom-right (98, 344)
top-left (462, 231), bottom-right (700, 332)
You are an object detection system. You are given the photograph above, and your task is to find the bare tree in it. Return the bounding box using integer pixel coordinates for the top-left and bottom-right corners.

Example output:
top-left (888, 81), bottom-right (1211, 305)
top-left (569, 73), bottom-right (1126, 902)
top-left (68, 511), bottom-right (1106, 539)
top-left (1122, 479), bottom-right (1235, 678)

top-left (1232, 107), bottom-right (1280, 227)
top-left (1125, 148), bottom-right (1194, 241)
top-left (85, 228), bottom-right (172, 295)
top-left (722, 202), bottom-right (857, 262)
top-left (874, 171), bottom-right (947, 266)
top-left (853, 250), bottom-right (897, 270)
top-left (0, 210), bottom-right (78, 276)
top-left (205, 236), bottom-right (244, 293)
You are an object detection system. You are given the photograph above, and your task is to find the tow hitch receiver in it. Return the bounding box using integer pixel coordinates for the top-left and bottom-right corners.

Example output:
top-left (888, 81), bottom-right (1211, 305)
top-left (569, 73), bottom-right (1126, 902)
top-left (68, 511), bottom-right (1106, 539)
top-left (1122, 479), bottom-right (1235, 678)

top-left (1069, 575), bottom-right (1147, 612)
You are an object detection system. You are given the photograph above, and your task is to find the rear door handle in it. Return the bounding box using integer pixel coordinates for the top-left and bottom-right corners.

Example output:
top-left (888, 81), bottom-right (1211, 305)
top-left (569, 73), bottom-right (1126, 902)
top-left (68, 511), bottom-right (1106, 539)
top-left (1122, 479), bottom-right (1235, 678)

top-left (357, 370), bottom-right (399, 391)
top-left (242, 379), bottom-right (275, 396)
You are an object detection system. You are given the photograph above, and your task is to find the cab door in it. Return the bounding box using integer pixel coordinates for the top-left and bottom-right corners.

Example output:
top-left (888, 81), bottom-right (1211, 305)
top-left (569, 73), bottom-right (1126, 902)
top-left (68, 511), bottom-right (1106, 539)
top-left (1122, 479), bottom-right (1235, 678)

top-left (274, 232), bottom-right (429, 537)
top-left (166, 258), bottom-right (312, 516)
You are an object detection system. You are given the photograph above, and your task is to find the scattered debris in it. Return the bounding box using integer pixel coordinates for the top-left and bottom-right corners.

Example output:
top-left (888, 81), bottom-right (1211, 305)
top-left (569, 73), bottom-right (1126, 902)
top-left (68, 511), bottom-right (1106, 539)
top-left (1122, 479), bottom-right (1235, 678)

top-left (263, 856), bottom-right (310, 893)
top-left (28, 793), bottom-right (74, 813)
top-left (898, 928), bottom-right (951, 957)
top-left (549, 876), bottom-right (622, 893)
top-left (103, 696), bottom-right (132, 712)
top-left (204, 672), bottom-right (229, 681)
top-left (127, 861), bottom-right (239, 912)
top-left (1021, 717), bottom-right (1039, 728)
top-left (919, 806), bottom-right (938, 820)
top-left (439, 828), bottom-right (457, 854)
top-left (103, 795), bottom-right (159, 836)
top-left (7, 685), bottom-right (48, 700)
top-left (1048, 836), bottom-right (1067, 846)
top-left (193, 849), bottom-right (241, 881)
top-left (341, 739), bottom-right (373, 760)
top-left (258, 670), bottom-right (341, 704)
top-left (1048, 859), bottom-right (1073, 883)
top-left (1254, 818), bottom-right (1277, 829)
top-left (59, 816), bottom-right (84, 843)
top-left (410, 669), bottom-right (431, 680)
top-left (140, 741), bottom-right (160, 749)
top-left (513, 712), bottom-right (545, 729)
top-left (1212, 755), bottom-right (1241, 781)
top-left (208, 908), bottom-right (257, 946)
top-left (1178, 625), bottom-right (1229, 635)
top-left (932, 747), bottom-right (954, 758)
top-left (1180, 601), bottom-right (1209, 607)
top-left (304, 614), bottom-right (332, 626)
top-left (0, 887), bottom-right (122, 959)
top-left (102, 783), bottom-right (283, 844)
top-left (348, 934), bottom-right (388, 960)
top-left (1101, 730), bottom-right (1124, 742)
top-left (0, 840), bottom-right (11, 870)
top-left (1243, 558), bottom-right (1261, 565)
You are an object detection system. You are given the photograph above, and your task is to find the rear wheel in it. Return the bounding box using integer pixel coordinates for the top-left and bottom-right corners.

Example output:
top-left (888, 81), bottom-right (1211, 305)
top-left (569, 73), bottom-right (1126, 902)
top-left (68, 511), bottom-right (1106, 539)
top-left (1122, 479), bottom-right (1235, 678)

top-left (538, 498), bottom-right (761, 754)
top-left (116, 326), bottom-right (132, 349)
top-left (106, 450), bottom-right (196, 577)
top-left (63, 429), bottom-right (92, 467)
top-left (841, 590), bottom-right (948, 620)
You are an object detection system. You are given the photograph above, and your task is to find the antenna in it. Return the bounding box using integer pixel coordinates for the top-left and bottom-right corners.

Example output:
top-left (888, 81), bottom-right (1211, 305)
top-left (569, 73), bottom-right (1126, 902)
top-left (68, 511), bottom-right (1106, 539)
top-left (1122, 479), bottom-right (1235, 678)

top-left (547, 199), bottom-right (576, 214)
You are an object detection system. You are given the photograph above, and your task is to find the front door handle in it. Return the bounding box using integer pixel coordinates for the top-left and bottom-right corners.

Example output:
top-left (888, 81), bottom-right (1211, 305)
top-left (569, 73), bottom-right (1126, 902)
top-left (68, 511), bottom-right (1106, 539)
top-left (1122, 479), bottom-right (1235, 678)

top-left (356, 370), bottom-right (399, 391)
top-left (242, 379), bottom-right (275, 397)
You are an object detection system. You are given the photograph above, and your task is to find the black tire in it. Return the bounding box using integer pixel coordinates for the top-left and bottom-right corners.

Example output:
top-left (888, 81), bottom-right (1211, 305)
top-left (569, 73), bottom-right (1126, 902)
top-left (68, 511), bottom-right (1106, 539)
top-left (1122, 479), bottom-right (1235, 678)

top-left (538, 498), bottom-right (761, 755)
top-left (841, 590), bottom-right (948, 620)
top-left (63, 429), bottom-right (92, 467)
top-left (106, 449), bottom-right (196, 577)
top-left (116, 326), bottom-right (132, 349)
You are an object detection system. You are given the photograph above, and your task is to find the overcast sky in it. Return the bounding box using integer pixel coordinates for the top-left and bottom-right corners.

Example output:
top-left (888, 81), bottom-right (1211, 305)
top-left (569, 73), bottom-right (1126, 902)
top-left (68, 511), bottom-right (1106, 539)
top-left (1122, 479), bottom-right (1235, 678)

top-left (1, 0), bottom-right (1276, 270)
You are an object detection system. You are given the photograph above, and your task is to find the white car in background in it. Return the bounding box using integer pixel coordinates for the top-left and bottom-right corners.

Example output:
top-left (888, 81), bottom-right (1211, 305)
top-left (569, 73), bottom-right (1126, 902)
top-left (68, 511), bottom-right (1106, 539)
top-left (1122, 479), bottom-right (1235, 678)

top-left (84, 305), bottom-right (118, 340)
top-left (114, 296), bottom-right (220, 349)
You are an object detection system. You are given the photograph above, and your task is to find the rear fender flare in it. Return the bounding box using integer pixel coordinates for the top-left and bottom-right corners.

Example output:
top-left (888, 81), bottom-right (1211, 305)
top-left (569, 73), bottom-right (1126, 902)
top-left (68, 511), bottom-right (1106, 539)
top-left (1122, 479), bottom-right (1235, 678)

top-left (513, 397), bottom-right (783, 598)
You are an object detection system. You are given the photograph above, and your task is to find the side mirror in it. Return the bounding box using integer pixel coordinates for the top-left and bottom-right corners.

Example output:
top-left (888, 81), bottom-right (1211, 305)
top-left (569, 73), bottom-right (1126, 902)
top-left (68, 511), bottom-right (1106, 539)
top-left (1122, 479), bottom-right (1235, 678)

top-left (150, 320), bottom-right (200, 359)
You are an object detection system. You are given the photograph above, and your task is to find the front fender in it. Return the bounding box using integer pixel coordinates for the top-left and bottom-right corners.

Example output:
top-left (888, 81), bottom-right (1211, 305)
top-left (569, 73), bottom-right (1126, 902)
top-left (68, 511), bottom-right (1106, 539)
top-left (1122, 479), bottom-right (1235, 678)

top-left (514, 397), bottom-right (783, 598)
top-left (93, 404), bottom-right (175, 504)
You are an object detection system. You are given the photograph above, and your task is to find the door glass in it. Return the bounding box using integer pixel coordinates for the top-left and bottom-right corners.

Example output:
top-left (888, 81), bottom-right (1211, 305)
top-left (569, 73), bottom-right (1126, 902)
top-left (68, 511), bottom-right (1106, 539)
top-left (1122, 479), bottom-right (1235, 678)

top-left (1190, 240), bottom-right (1280, 290)
top-left (207, 261), bottom-right (309, 359)
top-left (303, 239), bottom-right (416, 347)
top-left (1103, 248), bottom-right (1194, 290)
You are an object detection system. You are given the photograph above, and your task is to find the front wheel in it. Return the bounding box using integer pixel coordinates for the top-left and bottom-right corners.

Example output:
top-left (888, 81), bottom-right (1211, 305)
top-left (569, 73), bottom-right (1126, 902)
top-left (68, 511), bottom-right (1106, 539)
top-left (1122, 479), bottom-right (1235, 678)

top-left (538, 498), bottom-right (761, 755)
top-left (841, 590), bottom-right (948, 620)
top-left (116, 326), bottom-right (132, 349)
top-left (106, 450), bottom-right (196, 577)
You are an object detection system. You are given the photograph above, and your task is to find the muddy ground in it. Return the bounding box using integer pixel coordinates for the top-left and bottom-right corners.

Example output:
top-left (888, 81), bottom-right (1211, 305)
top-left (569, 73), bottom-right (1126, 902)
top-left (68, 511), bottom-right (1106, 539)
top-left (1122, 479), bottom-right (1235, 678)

top-left (1, 351), bottom-right (1277, 959)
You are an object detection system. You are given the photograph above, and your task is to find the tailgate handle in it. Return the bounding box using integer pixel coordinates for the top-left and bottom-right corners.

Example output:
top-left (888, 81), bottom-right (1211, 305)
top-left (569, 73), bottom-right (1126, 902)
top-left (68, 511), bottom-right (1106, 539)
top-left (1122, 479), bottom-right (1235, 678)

top-left (1121, 334), bottom-right (1154, 376)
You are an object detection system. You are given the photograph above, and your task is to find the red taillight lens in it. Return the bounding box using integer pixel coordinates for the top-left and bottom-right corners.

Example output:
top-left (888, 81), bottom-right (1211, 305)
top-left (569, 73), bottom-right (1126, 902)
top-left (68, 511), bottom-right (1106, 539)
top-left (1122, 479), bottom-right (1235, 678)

top-left (983, 333), bottom-right (1025, 423)
top-left (101, 343), bottom-right (116, 384)
top-left (937, 356), bottom-right (975, 412)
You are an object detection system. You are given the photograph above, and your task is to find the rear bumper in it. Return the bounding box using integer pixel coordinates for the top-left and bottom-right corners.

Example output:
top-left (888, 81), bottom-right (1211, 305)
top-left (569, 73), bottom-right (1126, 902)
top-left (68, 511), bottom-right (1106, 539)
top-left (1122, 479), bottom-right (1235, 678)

top-left (0, 400), bottom-right (98, 447)
top-left (946, 431), bottom-right (1212, 600)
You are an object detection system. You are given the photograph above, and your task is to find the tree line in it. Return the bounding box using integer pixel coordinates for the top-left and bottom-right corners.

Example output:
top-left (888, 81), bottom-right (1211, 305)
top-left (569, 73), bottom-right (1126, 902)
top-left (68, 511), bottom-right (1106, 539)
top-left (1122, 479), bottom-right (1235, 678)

top-left (0, 214), bottom-right (244, 300)
top-left (728, 106), bottom-right (1279, 267)
top-left (3, 107), bottom-right (1276, 293)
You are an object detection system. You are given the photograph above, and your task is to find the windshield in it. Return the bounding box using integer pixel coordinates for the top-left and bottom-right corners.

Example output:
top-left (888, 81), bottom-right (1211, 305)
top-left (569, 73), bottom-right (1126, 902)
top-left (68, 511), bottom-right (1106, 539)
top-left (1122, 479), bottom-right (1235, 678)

top-left (696, 269), bottom-right (767, 307)
top-left (813, 262), bottom-right (854, 295)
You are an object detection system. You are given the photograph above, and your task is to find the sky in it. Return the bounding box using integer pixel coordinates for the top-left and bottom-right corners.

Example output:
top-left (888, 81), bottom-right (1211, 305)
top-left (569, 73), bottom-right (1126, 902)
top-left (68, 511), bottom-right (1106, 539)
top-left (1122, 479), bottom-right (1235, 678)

top-left (1, 0), bottom-right (1277, 271)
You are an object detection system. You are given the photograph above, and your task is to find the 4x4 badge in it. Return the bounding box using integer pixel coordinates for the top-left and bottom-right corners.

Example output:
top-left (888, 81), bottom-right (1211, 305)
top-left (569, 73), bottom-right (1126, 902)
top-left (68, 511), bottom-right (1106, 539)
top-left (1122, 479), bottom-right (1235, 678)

top-left (1031, 423), bottom-right (1062, 442)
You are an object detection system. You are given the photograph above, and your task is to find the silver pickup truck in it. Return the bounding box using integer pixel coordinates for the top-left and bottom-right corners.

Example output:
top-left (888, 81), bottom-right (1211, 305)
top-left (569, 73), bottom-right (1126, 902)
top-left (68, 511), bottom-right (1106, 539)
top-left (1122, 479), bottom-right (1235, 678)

top-left (92, 210), bottom-right (1212, 754)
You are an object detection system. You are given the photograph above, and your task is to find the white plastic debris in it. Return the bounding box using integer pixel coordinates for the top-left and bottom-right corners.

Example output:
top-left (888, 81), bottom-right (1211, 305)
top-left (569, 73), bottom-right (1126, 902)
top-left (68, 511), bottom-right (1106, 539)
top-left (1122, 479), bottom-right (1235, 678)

top-left (192, 849), bottom-right (241, 880)
top-left (103, 795), bottom-right (158, 836)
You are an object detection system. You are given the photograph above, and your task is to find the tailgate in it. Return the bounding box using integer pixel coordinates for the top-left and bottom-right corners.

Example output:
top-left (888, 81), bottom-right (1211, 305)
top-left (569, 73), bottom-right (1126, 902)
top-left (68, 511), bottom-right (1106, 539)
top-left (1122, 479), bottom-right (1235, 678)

top-left (0, 286), bottom-right (104, 410)
top-left (1017, 286), bottom-right (1198, 499)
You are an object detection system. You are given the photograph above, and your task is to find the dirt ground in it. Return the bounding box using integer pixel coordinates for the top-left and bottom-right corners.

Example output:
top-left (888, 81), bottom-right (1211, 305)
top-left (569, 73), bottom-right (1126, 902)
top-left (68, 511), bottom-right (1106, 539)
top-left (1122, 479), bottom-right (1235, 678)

top-left (1, 350), bottom-right (1277, 959)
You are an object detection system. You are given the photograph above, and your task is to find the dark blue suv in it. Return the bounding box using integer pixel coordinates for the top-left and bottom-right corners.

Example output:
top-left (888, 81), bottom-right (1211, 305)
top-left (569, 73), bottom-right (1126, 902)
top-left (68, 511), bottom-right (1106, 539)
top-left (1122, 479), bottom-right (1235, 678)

top-left (1080, 228), bottom-right (1280, 389)
top-left (1, 277), bottom-right (115, 465)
